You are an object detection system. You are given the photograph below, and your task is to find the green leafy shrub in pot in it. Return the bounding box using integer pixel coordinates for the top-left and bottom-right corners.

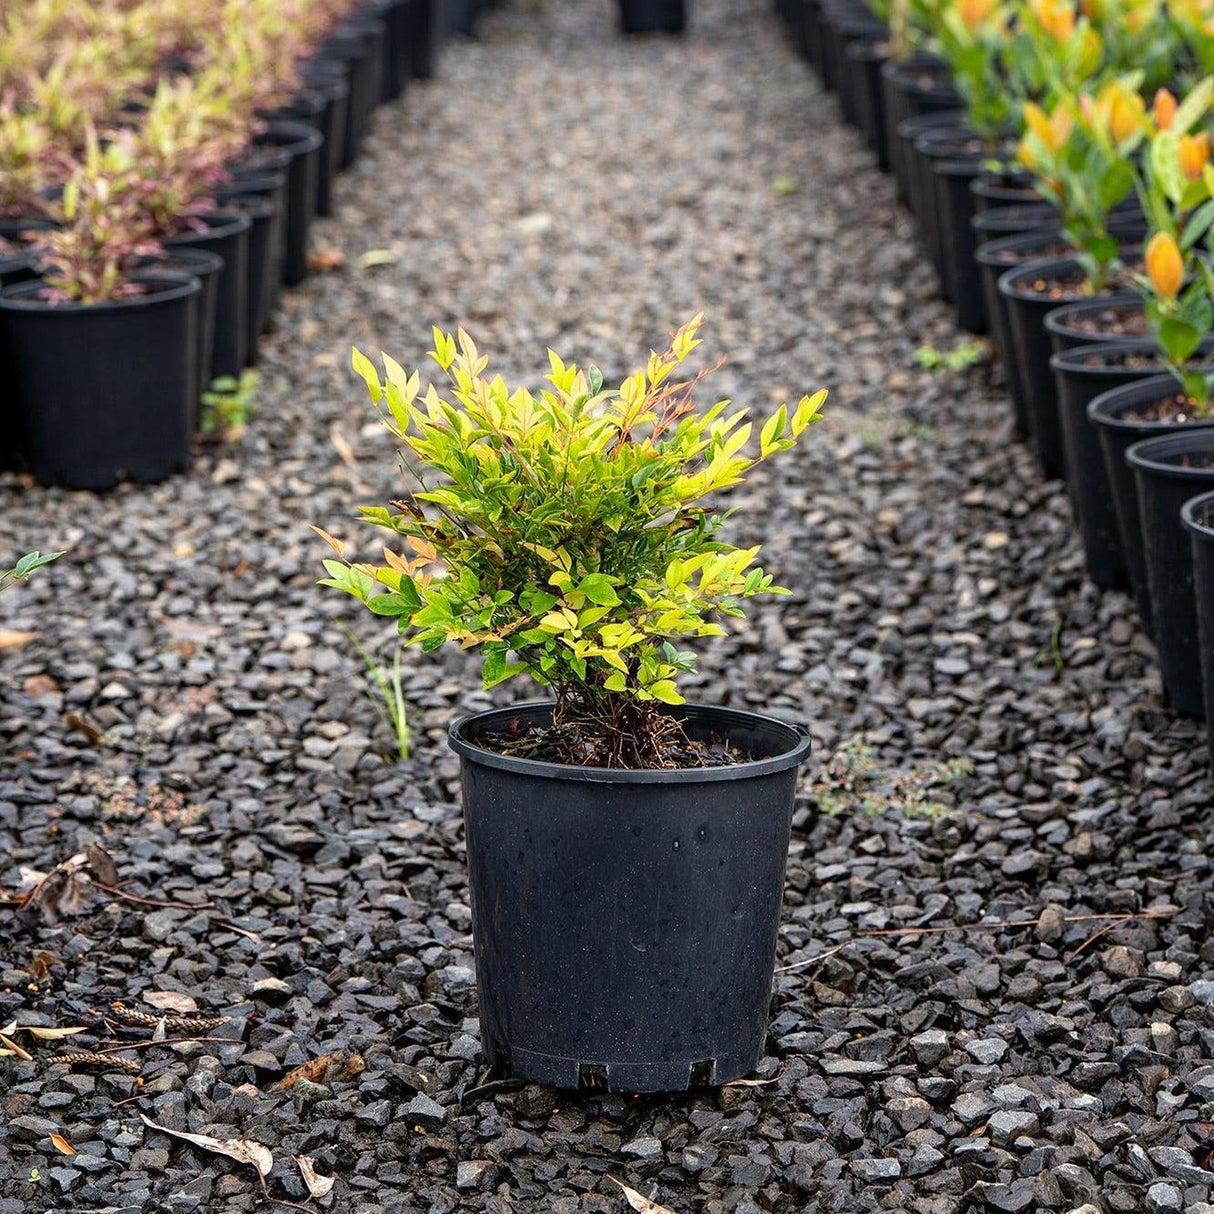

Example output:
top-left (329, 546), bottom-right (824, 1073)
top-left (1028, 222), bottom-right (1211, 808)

top-left (319, 315), bottom-right (827, 769)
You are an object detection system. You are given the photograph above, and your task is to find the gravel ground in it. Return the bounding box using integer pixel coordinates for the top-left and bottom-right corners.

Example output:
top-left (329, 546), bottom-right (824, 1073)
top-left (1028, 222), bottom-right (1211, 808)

top-left (2, 0), bottom-right (1213, 1211)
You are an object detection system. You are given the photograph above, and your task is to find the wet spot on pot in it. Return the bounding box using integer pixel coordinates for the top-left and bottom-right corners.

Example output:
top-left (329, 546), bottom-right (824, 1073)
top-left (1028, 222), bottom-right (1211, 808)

top-left (672, 838), bottom-right (680, 851)
top-left (697, 824), bottom-right (710, 844)
top-left (730, 904), bottom-right (745, 920)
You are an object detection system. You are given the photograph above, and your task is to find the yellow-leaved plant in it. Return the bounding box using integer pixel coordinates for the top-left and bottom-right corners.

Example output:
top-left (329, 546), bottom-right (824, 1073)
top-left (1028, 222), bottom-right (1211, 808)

top-left (317, 316), bottom-right (826, 767)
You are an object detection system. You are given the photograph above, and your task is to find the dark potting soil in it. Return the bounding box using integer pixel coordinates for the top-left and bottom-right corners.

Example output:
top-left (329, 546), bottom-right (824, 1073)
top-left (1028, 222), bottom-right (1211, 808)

top-left (1017, 265), bottom-right (1138, 300)
top-left (476, 715), bottom-right (751, 770)
top-left (1081, 350), bottom-right (1161, 371)
top-left (990, 241), bottom-right (1071, 265)
top-left (1069, 306), bottom-right (1147, 338)
top-left (1124, 392), bottom-right (1214, 424)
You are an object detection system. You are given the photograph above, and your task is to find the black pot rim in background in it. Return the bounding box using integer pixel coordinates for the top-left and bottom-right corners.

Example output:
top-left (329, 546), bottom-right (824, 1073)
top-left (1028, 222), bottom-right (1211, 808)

top-left (1050, 340), bottom-right (1183, 378)
top-left (1044, 294), bottom-right (1143, 345)
top-left (1183, 489), bottom-right (1214, 537)
top-left (449, 700), bottom-right (813, 784)
top-left (1126, 428), bottom-right (1214, 478)
top-left (166, 209), bottom-right (252, 245)
top-left (0, 272), bottom-right (198, 312)
top-left (998, 255), bottom-right (1096, 304)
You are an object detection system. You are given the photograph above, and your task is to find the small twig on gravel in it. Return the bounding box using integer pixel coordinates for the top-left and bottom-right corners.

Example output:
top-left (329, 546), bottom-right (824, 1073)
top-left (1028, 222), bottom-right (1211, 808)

top-left (85, 1036), bottom-right (241, 1055)
top-left (1064, 919), bottom-right (1126, 964)
top-left (459, 1077), bottom-right (526, 1104)
top-left (57, 1052), bottom-right (142, 1074)
top-left (256, 1173), bottom-right (315, 1214)
top-left (774, 943), bottom-right (851, 974)
top-left (856, 908), bottom-right (1179, 938)
top-left (91, 882), bottom-right (213, 911)
top-left (209, 916), bottom-right (260, 940)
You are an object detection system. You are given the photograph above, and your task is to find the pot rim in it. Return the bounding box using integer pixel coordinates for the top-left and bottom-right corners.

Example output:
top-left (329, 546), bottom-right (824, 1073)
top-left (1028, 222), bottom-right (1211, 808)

top-left (1126, 429), bottom-right (1214, 478)
top-left (1086, 373), bottom-right (1214, 429)
top-left (448, 700), bottom-right (813, 784)
top-left (0, 270), bottom-right (199, 312)
top-left (257, 118), bottom-right (325, 155)
top-left (1182, 490), bottom-right (1214, 539)
top-left (997, 255), bottom-right (1100, 302)
top-left (975, 230), bottom-right (1067, 265)
top-left (165, 209), bottom-right (252, 243)
top-left (134, 248), bottom-right (225, 276)
top-left (1050, 339), bottom-right (1190, 376)
top-left (1043, 293), bottom-right (1142, 338)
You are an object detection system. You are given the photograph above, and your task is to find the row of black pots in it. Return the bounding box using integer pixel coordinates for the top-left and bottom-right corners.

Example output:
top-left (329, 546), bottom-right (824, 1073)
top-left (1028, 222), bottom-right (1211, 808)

top-left (778, 3), bottom-right (1214, 762)
top-left (0, 0), bottom-right (455, 490)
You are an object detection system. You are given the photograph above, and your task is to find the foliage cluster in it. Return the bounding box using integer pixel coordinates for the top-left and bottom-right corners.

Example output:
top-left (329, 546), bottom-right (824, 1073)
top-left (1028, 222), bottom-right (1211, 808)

top-left (318, 317), bottom-right (826, 766)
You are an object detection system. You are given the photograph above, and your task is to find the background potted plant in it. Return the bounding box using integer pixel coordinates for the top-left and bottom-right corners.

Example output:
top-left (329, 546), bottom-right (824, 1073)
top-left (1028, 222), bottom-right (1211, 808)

top-left (0, 131), bottom-right (200, 490)
top-left (319, 317), bottom-right (826, 1091)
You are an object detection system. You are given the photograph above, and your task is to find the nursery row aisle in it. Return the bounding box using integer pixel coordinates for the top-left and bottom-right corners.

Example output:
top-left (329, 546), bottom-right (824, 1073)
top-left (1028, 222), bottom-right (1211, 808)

top-left (2, 0), bottom-right (1212, 1211)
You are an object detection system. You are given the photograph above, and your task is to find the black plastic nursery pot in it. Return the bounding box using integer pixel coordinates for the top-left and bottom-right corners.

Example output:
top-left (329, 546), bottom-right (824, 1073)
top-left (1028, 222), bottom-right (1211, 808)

top-left (367, 0), bottom-right (409, 101)
top-left (165, 211), bottom-right (251, 379)
top-left (976, 231), bottom-right (1069, 439)
top-left (971, 202), bottom-right (1062, 242)
top-left (1088, 375), bottom-right (1214, 637)
top-left (932, 150), bottom-right (998, 333)
top-left (1048, 342), bottom-right (1179, 590)
top-left (0, 253), bottom-right (38, 472)
top-left (845, 38), bottom-right (890, 169)
top-left (908, 123), bottom-right (978, 291)
top-left (448, 702), bottom-right (813, 1093)
top-left (437, 0), bottom-right (477, 38)
top-left (137, 248), bottom-right (223, 412)
top-left (404, 0), bottom-right (439, 79)
top-left (0, 273), bottom-right (199, 490)
top-left (970, 174), bottom-right (1039, 212)
top-left (1044, 295), bottom-right (1145, 356)
top-left (893, 110), bottom-right (964, 232)
top-left (266, 84), bottom-right (348, 221)
top-left (819, 4), bottom-right (884, 120)
top-left (322, 21), bottom-right (383, 170)
top-left (1181, 492), bottom-right (1214, 761)
top-left (1127, 429), bottom-right (1214, 716)
top-left (213, 186), bottom-right (283, 355)
top-left (880, 55), bottom-right (960, 205)
top-left (619, 0), bottom-right (686, 32)
top-left (998, 255), bottom-right (1126, 480)
top-left (800, 0), bottom-right (823, 68)
top-left (251, 121), bottom-right (323, 287)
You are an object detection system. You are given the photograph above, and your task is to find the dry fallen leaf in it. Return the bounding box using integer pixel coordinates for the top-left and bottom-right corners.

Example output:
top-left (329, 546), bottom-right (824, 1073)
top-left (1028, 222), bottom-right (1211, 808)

top-left (64, 712), bottom-right (103, 745)
top-left (357, 248), bottom-right (398, 269)
top-left (0, 628), bottom-right (37, 649)
top-left (273, 1050), bottom-right (341, 1092)
top-left (329, 424), bottom-right (357, 469)
top-left (140, 1114), bottom-right (273, 1178)
top-left (27, 950), bottom-right (57, 981)
top-left (84, 842), bottom-right (119, 887)
top-left (722, 1076), bottom-right (778, 1087)
top-left (308, 247), bottom-right (347, 272)
top-left (608, 1177), bottom-right (677, 1214)
top-left (49, 1133), bottom-right (76, 1156)
top-left (297, 1155), bottom-right (335, 1198)
top-left (22, 1026), bottom-right (88, 1041)
top-left (143, 990), bottom-right (199, 1014)
top-left (0, 1022), bottom-right (32, 1060)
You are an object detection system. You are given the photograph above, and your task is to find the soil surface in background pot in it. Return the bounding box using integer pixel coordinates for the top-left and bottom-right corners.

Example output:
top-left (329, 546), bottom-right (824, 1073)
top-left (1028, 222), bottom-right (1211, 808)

top-left (1125, 393), bottom-right (1214, 423)
top-left (1066, 303), bottom-right (1148, 339)
top-left (477, 710), bottom-right (750, 768)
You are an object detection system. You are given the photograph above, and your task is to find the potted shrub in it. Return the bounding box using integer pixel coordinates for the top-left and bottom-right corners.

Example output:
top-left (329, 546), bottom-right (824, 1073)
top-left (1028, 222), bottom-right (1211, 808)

top-left (318, 318), bottom-right (825, 1091)
top-left (998, 75), bottom-right (1148, 478)
top-left (0, 134), bottom-right (200, 490)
